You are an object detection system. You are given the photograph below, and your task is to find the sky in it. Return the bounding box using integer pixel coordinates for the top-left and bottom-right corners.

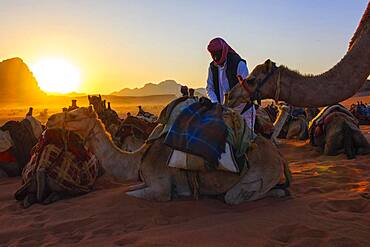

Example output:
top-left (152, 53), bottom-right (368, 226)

top-left (0, 0), bottom-right (368, 94)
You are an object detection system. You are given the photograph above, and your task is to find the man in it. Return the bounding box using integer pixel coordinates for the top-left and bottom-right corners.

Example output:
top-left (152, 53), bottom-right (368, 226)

top-left (206, 37), bottom-right (256, 131)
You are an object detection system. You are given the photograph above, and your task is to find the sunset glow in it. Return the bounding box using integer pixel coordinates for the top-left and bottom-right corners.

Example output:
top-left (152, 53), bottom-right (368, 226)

top-left (31, 58), bottom-right (81, 94)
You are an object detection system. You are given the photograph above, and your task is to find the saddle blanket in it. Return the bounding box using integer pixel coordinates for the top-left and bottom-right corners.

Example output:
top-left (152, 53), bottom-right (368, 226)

top-left (164, 99), bottom-right (227, 166)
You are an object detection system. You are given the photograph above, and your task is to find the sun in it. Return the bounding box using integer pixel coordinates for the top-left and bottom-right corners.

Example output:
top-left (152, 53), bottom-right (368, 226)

top-left (30, 58), bottom-right (81, 94)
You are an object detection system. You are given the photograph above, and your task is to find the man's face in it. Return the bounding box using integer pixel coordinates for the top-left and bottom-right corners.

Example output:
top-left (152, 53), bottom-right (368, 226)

top-left (211, 50), bottom-right (222, 63)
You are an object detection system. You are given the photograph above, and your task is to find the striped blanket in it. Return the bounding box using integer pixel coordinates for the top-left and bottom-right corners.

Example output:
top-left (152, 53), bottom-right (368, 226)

top-left (164, 98), bottom-right (227, 166)
top-left (15, 129), bottom-right (100, 199)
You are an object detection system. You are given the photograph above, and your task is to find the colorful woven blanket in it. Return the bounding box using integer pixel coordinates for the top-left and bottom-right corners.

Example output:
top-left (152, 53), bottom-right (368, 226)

top-left (15, 129), bottom-right (100, 200)
top-left (164, 98), bottom-right (227, 166)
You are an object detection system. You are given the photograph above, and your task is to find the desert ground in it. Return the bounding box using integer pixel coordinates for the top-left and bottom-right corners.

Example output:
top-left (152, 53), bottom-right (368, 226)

top-left (0, 95), bottom-right (369, 247)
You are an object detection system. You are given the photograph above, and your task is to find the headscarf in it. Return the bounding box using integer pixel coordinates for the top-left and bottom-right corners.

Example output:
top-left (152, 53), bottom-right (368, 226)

top-left (207, 37), bottom-right (236, 66)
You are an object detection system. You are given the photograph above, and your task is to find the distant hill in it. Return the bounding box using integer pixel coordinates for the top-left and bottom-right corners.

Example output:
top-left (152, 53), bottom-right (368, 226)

top-left (0, 57), bottom-right (45, 103)
top-left (111, 80), bottom-right (206, 97)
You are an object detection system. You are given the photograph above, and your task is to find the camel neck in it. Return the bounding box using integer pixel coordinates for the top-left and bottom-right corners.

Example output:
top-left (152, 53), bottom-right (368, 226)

top-left (86, 122), bottom-right (140, 181)
top-left (260, 8), bottom-right (370, 107)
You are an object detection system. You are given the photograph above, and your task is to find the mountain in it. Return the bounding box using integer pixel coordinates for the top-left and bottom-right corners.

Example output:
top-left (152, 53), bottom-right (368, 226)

top-left (0, 57), bottom-right (45, 103)
top-left (111, 80), bottom-right (206, 97)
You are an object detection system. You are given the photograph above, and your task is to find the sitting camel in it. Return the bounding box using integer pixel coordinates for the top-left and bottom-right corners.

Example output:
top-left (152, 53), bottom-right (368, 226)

top-left (115, 115), bottom-right (157, 151)
top-left (255, 103), bottom-right (316, 142)
top-left (272, 104), bottom-right (309, 141)
top-left (47, 107), bottom-right (290, 205)
top-left (137, 106), bottom-right (158, 123)
top-left (350, 102), bottom-right (370, 125)
top-left (0, 108), bottom-right (43, 178)
top-left (14, 128), bottom-right (101, 208)
top-left (88, 95), bottom-right (121, 137)
top-left (309, 105), bottom-right (369, 158)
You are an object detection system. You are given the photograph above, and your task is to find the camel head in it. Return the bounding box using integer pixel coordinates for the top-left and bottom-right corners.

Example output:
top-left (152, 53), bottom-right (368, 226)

top-left (227, 59), bottom-right (277, 108)
top-left (87, 95), bottom-right (105, 113)
top-left (46, 106), bottom-right (99, 138)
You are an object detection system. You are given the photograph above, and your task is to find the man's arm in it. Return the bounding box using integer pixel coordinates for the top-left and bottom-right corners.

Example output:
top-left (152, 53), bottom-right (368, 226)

top-left (206, 66), bottom-right (219, 103)
top-left (237, 60), bottom-right (249, 79)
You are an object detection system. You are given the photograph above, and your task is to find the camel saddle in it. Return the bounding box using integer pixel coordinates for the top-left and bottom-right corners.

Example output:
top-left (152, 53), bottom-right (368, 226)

top-left (15, 129), bottom-right (101, 200)
top-left (309, 104), bottom-right (358, 140)
top-left (148, 97), bottom-right (255, 173)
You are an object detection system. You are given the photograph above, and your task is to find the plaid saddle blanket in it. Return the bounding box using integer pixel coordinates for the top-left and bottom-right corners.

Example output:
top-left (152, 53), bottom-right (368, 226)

top-left (16, 129), bottom-right (100, 198)
top-left (164, 98), bottom-right (227, 166)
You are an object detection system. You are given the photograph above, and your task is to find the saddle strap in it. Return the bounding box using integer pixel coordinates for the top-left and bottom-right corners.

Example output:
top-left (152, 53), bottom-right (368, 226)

top-left (185, 171), bottom-right (200, 200)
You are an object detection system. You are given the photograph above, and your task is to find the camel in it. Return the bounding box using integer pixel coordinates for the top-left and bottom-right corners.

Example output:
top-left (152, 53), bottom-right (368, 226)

top-left (46, 107), bottom-right (289, 205)
top-left (255, 103), bottom-right (318, 142)
top-left (137, 106), bottom-right (158, 123)
top-left (350, 102), bottom-right (370, 125)
top-left (309, 105), bottom-right (369, 159)
top-left (115, 115), bottom-right (157, 151)
top-left (88, 95), bottom-right (121, 138)
top-left (253, 106), bottom-right (275, 138)
top-left (227, 3), bottom-right (370, 109)
top-left (0, 108), bottom-right (43, 178)
top-left (271, 104), bottom-right (309, 141)
top-left (14, 128), bottom-right (100, 208)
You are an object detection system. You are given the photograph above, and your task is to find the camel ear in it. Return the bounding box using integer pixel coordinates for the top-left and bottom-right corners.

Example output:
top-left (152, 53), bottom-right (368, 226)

top-left (99, 94), bottom-right (102, 100)
top-left (264, 59), bottom-right (276, 72)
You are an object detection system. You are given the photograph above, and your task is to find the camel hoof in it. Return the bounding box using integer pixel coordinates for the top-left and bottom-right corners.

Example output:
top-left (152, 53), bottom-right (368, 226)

top-left (23, 194), bottom-right (37, 208)
top-left (268, 188), bottom-right (290, 198)
top-left (127, 182), bottom-right (146, 192)
top-left (43, 192), bottom-right (62, 205)
top-left (224, 189), bottom-right (255, 205)
top-left (126, 187), bottom-right (171, 202)
top-left (126, 189), bottom-right (147, 199)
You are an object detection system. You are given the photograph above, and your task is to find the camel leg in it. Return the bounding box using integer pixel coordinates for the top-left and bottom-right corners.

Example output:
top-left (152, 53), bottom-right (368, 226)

top-left (224, 178), bottom-right (263, 205)
top-left (225, 178), bottom-right (288, 205)
top-left (286, 121), bottom-right (300, 139)
top-left (42, 176), bottom-right (65, 205)
top-left (271, 105), bottom-right (290, 144)
top-left (126, 175), bottom-right (172, 201)
top-left (352, 130), bottom-right (370, 155)
top-left (36, 169), bottom-right (47, 202)
top-left (23, 177), bottom-right (38, 208)
top-left (324, 121), bottom-right (344, 156)
top-left (224, 173), bottom-right (287, 204)
top-left (43, 192), bottom-right (63, 205)
top-left (23, 193), bottom-right (37, 208)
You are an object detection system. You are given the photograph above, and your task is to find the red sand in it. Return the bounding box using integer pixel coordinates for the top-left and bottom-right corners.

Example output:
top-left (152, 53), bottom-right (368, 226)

top-left (0, 127), bottom-right (369, 247)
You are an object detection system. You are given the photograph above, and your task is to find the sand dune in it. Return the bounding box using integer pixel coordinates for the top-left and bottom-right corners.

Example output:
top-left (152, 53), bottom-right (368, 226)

top-left (0, 127), bottom-right (369, 246)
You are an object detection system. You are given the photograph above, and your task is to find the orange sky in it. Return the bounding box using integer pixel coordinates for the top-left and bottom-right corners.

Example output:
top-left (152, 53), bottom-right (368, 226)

top-left (0, 1), bottom-right (368, 94)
